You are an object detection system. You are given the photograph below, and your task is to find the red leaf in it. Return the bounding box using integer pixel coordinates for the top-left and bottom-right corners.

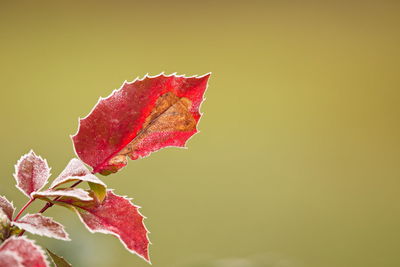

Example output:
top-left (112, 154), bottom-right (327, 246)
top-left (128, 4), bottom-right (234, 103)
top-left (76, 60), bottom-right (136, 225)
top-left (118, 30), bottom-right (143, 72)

top-left (50, 158), bottom-right (105, 188)
top-left (0, 236), bottom-right (49, 267)
top-left (55, 190), bottom-right (150, 262)
top-left (13, 150), bottom-right (51, 198)
top-left (50, 158), bottom-right (107, 202)
top-left (72, 73), bottom-right (210, 175)
top-left (12, 214), bottom-right (69, 241)
top-left (32, 188), bottom-right (93, 202)
top-left (0, 196), bottom-right (15, 221)
top-left (0, 251), bottom-right (23, 267)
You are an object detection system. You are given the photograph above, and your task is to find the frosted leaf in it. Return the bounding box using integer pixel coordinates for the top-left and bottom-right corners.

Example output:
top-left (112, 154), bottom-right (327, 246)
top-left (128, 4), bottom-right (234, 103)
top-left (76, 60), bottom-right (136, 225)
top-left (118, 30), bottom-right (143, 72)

top-left (50, 158), bottom-right (105, 188)
top-left (0, 196), bottom-right (15, 221)
top-left (72, 73), bottom-right (210, 175)
top-left (0, 251), bottom-right (24, 267)
top-left (12, 214), bottom-right (70, 241)
top-left (13, 150), bottom-right (51, 198)
top-left (32, 188), bottom-right (93, 201)
top-left (51, 158), bottom-right (106, 202)
top-left (54, 190), bottom-right (150, 262)
top-left (0, 236), bottom-right (49, 267)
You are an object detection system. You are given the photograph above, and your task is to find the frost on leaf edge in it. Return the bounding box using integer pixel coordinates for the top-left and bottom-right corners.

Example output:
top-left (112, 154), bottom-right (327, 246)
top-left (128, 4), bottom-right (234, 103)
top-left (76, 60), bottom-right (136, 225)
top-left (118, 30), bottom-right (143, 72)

top-left (62, 190), bottom-right (151, 263)
top-left (12, 213), bottom-right (70, 241)
top-left (70, 72), bottom-right (211, 173)
top-left (0, 236), bottom-right (51, 267)
top-left (13, 150), bottom-right (51, 198)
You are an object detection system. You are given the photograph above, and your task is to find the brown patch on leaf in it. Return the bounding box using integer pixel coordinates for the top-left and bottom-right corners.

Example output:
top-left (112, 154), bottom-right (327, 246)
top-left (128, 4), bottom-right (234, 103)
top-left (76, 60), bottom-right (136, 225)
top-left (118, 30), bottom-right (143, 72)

top-left (107, 92), bottom-right (196, 167)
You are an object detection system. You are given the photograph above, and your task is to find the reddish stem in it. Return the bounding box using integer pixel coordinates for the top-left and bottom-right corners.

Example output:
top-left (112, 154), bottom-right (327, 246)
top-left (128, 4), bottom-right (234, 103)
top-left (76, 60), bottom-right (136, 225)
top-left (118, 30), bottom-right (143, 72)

top-left (39, 180), bottom-right (82, 212)
top-left (16, 180), bottom-right (83, 237)
top-left (14, 198), bottom-right (35, 221)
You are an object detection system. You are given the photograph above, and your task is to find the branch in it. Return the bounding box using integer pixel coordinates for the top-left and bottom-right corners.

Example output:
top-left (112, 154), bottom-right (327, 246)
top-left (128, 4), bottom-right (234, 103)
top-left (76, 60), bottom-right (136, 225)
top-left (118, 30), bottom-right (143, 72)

top-left (16, 180), bottom-right (83, 237)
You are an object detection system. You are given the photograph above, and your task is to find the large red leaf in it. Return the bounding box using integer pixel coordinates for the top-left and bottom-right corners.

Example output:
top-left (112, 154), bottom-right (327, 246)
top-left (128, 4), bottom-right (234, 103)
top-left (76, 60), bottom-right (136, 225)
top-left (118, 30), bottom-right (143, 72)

top-left (0, 236), bottom-right (49, 267)
top-left (12, 214), bottom-right (69, 241)
top-left (54, 190), bottom-right (150, 262)
top-left (0, 196), bottom-right (15, 221)
top-left (72, 73), bottom-right (210, 175)
top-left (13, 151), bottom-right (51, 198)
top-left (0, 250), bottom-right (23, 267)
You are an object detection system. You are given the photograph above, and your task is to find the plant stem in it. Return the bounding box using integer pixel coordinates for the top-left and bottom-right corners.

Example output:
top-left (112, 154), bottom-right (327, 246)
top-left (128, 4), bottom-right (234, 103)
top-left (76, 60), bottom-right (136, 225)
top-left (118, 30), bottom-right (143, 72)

top-left (37, 180), bottom-right (83, 214)
top-left (14, 198), bottom-right (35, 221)
top-left (16, 180), bottom-right (83, 237)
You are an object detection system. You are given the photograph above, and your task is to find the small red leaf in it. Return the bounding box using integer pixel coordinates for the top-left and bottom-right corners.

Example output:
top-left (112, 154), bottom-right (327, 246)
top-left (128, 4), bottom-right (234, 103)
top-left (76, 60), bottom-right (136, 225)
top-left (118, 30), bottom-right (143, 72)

top-left (32, 188), bottom-right (93, 202)
top-left (55, 190), bottom-right (150, 262)
top-left (0, 251), bottom-right (23, 267)
top-left (72, 73), bottom-right (210, 175)
top-left (0, 236), bottom-right (49, 267)
top-left (50, 158), bottom-right (106, 202)
top-left (50, 158), bottom-right (106, 189)
top-left (13, 150), bottom-right (51, 198)
top-left (0, 196), bottom-right (15, 221)
top-left (12, 214), bottom-right (69, 241)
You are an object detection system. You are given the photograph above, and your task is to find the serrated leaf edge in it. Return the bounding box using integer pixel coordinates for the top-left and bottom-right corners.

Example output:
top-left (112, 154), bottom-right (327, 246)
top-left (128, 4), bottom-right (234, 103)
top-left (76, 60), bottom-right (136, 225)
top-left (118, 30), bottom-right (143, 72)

top-left (0, 195), bottom-right (16, 220)
top-left (50, 158), bottom-right (106, 189)
top-left (70, 73), bottom-right (211, 173)
top-left (57, 190), bottom-right (151, 263)
top-left (12, 214), bottom-right (70, 241)
top-left (0, 250), bottom-right (24, 267)
top-left (13, 150), bottom-right (51, 198)
top-left (32, 188), bottom-right (93, 202)
top-left (1, 236), bottom-right (51, 267)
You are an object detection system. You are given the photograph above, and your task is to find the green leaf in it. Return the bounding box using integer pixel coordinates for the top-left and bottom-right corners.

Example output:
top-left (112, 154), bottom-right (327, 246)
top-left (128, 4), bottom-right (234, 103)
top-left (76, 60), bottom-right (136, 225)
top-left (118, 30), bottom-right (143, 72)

top-left (88, 182), bottom-right (106, 202)
top-left (46, 248), bottom-right (72, 267)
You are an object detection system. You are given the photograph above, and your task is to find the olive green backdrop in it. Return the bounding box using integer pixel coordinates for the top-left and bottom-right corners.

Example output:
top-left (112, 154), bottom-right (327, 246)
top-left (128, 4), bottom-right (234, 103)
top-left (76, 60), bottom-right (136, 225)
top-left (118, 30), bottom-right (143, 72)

top-left (0, 1), bottom-right (399, 266)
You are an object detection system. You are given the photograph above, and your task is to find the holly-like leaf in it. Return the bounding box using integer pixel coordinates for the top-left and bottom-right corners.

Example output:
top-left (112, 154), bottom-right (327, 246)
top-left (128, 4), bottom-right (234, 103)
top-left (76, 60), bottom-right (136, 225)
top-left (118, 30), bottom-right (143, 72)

top-left (0, 251), bottom-right (23, 267)
top-left (54, 190), bottom-right (150, 262)
top-left (72, 73), bottom-right (210, 175)
top-left (12, 214), bottom-right (69, 241)
top-left (50, 158), bottom-right (106, 202)
top-left (0, 236), bottom-right (49, 267)
top-left (0, 196), bottom-right (15, 221)
top-left (46, 249), bottom-right (72, 267)
top-left (13, 150), bottom-right (51, 198)
top-left (32, 188), bottom-right (93, 202)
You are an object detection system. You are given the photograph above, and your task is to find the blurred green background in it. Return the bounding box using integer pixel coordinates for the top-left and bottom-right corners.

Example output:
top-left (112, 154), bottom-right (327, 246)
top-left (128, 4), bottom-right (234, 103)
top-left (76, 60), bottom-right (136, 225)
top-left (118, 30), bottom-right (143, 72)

top-left (1, 1), bottom-right (399, 266)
